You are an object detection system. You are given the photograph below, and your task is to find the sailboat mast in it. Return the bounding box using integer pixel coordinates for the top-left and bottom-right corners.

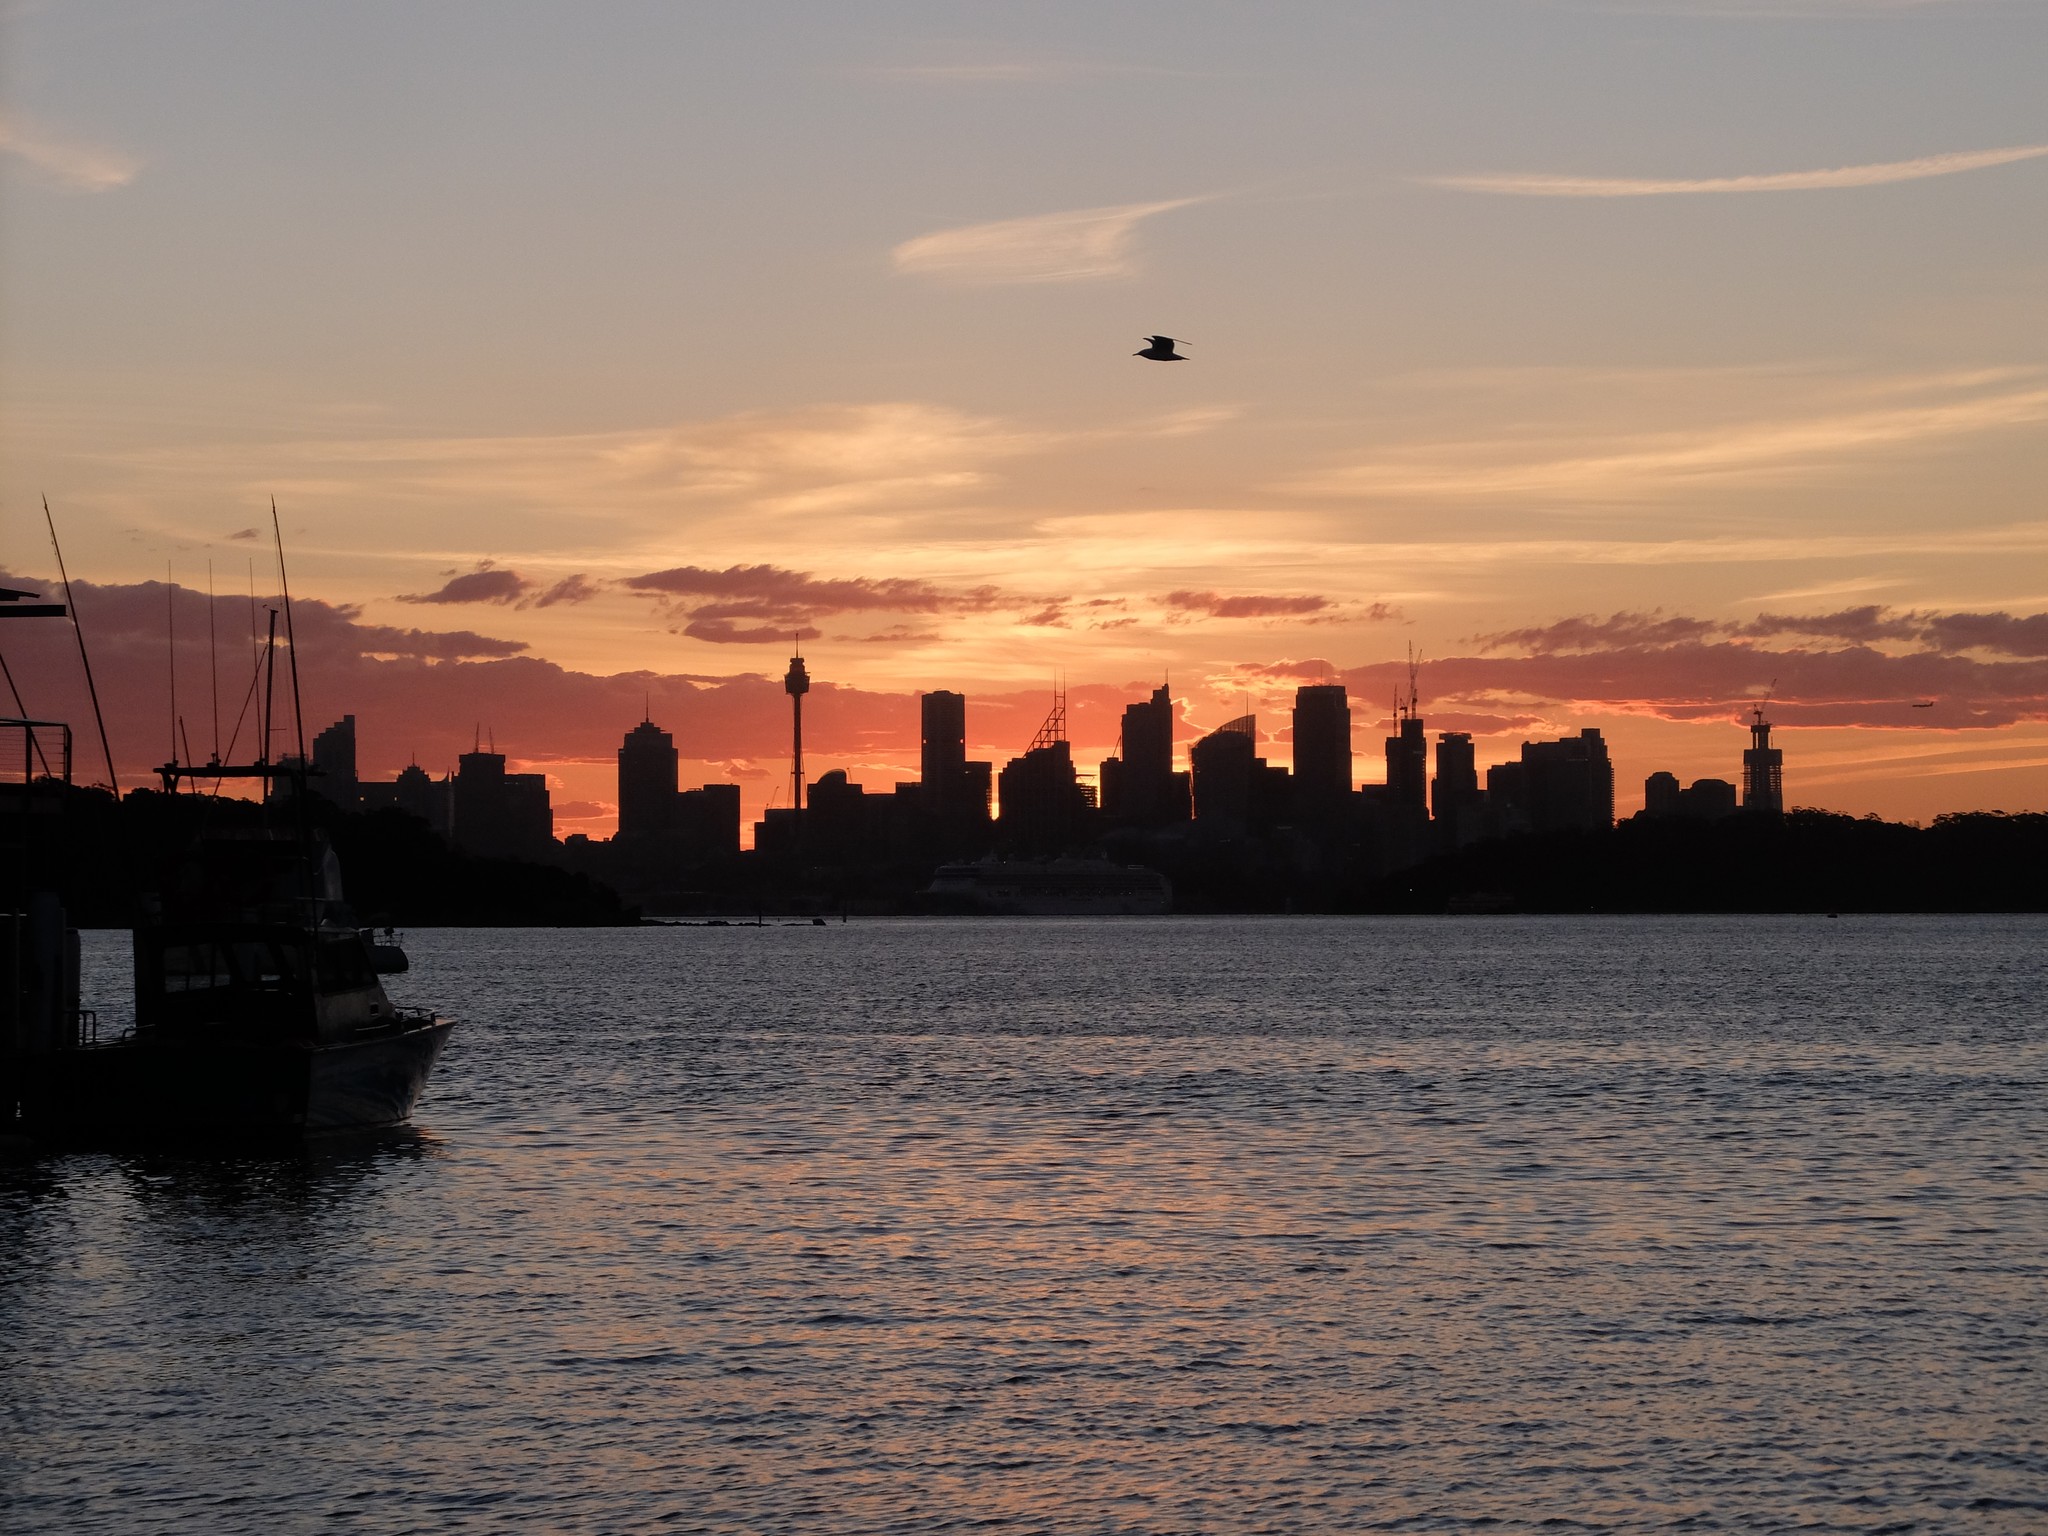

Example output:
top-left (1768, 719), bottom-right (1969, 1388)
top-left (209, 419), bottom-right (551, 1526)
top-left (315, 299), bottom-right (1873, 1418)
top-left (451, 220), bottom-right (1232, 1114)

top-left (208, 560), bottom-right (220, 761)
top-left (43, 497), bottom-right (118, 793)
top-left (262, 608), bottom-right (278, 768)
top-left (271, 500), bottom-right (307, 765)
top-left (167, 563), bottom-right (179, 767)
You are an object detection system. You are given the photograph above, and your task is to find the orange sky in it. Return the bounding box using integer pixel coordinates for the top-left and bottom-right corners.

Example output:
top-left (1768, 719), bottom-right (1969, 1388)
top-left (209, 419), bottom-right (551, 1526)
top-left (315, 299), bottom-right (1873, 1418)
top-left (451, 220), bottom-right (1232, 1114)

top-left (5, 4), bottom-right (2045, 838)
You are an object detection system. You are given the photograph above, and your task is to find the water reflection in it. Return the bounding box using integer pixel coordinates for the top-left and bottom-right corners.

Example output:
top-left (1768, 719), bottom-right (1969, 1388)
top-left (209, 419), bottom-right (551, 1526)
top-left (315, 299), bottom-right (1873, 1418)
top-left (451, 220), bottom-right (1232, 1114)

top-left (7, 917), bottom-right (2046, 1534)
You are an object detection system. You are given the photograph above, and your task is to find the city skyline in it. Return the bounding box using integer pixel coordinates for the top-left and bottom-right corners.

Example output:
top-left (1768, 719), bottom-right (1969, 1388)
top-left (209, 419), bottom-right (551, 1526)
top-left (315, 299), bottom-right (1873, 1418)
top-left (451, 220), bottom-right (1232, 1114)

top-left (5, 4), bottom-right (2046, 835)
top-left (0, 560), bottom-right (2036, 844)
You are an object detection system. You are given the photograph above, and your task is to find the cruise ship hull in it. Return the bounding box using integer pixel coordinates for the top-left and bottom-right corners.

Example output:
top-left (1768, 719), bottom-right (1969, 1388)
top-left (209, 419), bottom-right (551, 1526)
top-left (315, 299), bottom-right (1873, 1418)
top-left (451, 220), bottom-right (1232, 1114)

top-left (10, 1018), bottom-right (454, 1143)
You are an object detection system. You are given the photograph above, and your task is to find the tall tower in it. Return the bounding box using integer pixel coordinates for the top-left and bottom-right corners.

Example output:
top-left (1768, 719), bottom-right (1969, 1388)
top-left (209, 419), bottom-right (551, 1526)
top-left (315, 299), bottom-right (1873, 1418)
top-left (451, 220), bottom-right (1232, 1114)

top-left (1742, 703), bottom-right (1783, 814)
top-left (784, 644), bottom-right (810, 813)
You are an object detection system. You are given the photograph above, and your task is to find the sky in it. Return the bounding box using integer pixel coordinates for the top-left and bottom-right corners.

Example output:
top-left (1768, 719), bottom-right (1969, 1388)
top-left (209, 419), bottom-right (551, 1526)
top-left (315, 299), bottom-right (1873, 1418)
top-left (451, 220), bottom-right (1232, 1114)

top-left (4, 0), bottom-right (2046, 839)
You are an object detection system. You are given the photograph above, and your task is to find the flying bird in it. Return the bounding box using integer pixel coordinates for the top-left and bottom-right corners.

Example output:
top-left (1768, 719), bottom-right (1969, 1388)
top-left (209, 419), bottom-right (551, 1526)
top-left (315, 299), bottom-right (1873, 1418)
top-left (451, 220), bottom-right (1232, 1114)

top-left (1135, 335), bottom-right (1188, 361)
top-left (1912, 700), bottom-right (1936, 709)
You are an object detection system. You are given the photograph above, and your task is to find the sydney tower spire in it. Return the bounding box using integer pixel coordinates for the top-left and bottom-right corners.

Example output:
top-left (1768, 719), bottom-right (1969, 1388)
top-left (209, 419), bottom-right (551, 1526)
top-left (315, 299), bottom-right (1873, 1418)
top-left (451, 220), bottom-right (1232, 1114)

top-left (784, 642), bottom-right (810, 815)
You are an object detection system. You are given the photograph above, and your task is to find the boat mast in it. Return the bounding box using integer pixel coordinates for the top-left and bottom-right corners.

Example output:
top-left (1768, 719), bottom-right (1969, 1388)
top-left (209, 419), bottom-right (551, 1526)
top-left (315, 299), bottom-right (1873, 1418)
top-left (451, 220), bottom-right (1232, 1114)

top-left (271, 500), bottom-right (307, 766)
top-left (262, 607), bottom-right (278, 769)
top-left (42, 497), bottom-right (117, 793)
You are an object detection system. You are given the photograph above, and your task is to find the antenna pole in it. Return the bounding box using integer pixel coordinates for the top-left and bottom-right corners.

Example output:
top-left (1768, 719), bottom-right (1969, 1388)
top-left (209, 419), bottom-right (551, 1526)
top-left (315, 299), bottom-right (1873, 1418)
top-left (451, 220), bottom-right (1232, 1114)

top-left (43, 497), bottom-right (118, 793)
top-left (271, 499), bottom-right (306, 764)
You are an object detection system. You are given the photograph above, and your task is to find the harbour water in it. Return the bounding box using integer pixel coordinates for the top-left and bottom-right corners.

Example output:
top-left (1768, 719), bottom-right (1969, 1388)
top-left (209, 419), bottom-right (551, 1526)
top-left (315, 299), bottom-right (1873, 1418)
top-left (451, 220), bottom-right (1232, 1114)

top-left (4, 916), bottom-right (2045, 1533)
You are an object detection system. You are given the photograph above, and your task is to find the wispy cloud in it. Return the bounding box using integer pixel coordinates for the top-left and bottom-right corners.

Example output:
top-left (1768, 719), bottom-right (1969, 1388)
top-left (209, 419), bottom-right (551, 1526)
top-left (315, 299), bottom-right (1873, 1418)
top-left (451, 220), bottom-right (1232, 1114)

top-left (622, 562), bottom-right (1012, 644)
top-left (397, 561), bottom-right (599, 609)
top-left (0, 109), bottom-right (139, 191)
top-left (893, 198), bottom-right (1207, 284)
top-left (1426, 143), bottom-right (2048, 198)
top-left (1283, 376), bottom-right (2048, 501)
top-left (1163, 590), bottom-right (1334, 620)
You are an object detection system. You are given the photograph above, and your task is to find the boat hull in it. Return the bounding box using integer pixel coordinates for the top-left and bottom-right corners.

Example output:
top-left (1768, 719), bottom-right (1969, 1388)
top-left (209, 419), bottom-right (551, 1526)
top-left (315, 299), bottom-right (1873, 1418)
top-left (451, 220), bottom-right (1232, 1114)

top-left (9, 1019), bottom-right (454, 1143)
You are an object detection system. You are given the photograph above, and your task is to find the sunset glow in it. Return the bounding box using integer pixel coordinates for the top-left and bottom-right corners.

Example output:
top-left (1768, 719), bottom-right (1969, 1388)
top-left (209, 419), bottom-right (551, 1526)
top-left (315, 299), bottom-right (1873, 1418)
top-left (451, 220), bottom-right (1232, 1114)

top-left (5, 3), bottom-right (2044, 839)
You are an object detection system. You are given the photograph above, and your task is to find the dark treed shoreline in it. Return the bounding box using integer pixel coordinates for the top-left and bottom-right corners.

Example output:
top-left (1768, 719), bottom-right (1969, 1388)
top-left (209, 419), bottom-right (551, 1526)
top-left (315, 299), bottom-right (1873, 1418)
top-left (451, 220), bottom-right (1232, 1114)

top-left (38, 783), bottom-right (2048, 924)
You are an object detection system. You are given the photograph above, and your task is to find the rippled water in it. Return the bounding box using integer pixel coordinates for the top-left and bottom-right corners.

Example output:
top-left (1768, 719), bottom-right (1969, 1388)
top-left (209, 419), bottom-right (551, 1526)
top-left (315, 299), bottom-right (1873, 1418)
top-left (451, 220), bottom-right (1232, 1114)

top-left (4, 916), bottom-right (2046, 1533)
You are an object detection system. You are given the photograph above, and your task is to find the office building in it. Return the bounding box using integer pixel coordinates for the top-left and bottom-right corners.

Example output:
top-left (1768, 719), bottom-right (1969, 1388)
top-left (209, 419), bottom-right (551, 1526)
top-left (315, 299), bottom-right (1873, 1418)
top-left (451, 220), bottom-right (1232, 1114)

top-left (1291, 684), bottom-right (1352, 820)
top-left (997, 740), bottom-right (1091, 855)
top-left (1432, 731), bottom-right (1479, 823)
top-left (617, 718), bottom-right (680, 840)
top-left (1101, 684), bottom-right (1190, 827)
top-left (1490, 729), bottom-right (1613, 834)
top-left (310, 715), bottom-right (360, 809)
top-left (453, 747), bottom-right (554, 859)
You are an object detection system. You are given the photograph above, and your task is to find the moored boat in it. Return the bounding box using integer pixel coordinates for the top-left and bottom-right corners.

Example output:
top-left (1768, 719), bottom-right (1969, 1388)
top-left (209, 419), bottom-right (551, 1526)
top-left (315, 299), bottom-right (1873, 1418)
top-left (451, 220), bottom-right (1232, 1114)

top-left (3, 543), bottom-right (455, 1145)
top-left (16, 817), bottom-right (452, 1141)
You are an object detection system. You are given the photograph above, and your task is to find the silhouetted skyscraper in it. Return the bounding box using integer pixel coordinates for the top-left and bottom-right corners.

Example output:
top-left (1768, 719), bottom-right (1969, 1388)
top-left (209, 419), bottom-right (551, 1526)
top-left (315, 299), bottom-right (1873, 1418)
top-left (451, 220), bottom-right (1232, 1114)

top-left (393, 762), bottom-right (451, 838)
top-left (920, 691), bottom-right (967, 806)
top-left (913, 689), bottom-right (992, 856)
top-left (1644, 771), bottom-right (1683, 819)
top-left (311, 715), bottom-right (359, 809)
top-left (1101, 684), bottom-right (1188, 827)
top-left (1492, 729), bottom-right (1612, 833)
top-left (997, 741), bottom-right (1090, 854)
top-left (1191, 716), bottom-right (1261, 836)
top-left (676, 783), bottom-right (742, 859)
top-left (1432, 731), bottom-right (1478, 822)
top-left (1292, 685), bottom-right (1352, 818)
top-left (454, 747), bottom-right (553, 859)
top-left (1643, 771), bottom-right (1737, 821)
top-left (1743, 705), bottom-right (1783, 814)
top-left (1385, 716), bottom-right (1428, 819)
top-left (617, 718), bottom-right (680, 840)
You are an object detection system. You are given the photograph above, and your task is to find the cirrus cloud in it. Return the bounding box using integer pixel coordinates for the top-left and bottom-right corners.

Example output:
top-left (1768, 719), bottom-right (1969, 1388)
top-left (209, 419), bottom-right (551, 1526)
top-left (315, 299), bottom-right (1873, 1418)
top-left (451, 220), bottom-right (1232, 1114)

top-left (1425, 143), bottom-right (2048, 199)
top-left (892, 197), bottom-right (1208, 284)
top-left (0, 109), bottom-right (140, 191)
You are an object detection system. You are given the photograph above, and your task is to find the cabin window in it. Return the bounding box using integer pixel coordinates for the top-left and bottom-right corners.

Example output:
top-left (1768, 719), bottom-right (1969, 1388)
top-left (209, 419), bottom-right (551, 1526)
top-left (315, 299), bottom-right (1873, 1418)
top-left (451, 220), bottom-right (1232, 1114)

top-left (159, 939), bottom-right (305, 993)
top-left (161, 943), bottom-right (235, 993)
top-left (316, 935), bottom-right (375, 991)
top-left (235, 940), bottom-right (303, 989)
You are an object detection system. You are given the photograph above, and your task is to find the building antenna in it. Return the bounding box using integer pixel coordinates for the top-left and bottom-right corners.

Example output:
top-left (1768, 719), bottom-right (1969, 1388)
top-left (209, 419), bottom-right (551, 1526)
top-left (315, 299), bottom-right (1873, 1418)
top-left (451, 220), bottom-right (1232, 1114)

top-left (1029, 674), bottom-right (1067, 750)
top-left (43, 497), bottom-right (118, 793)
top-left (271, 499), bottom-right (307, 765)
